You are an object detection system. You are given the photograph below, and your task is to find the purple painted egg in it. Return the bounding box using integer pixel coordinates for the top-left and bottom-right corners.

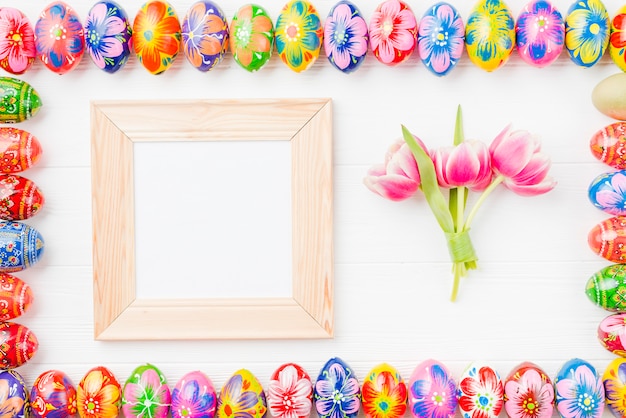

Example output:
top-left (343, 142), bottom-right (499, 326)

top-left (590, 122), bottom-right (626, 169)
top-left (324, 1), bottom-right (369, 73)
top-left (369, 0), bottom-right (417, 66)
top-left (268, 363), bottom-right (312, 418)
top-left (515, 0), bottom-right (564, 68)
top-left (0, 369), bottom-right (29, 416)
top-left (504, 362), bottom-right (554, 418)
top-left (0, 128), bottom-right (43, 173)
top-left (218, 369), bottom-right (266, 418)
top-left (588, 216), bottom-right (626, 263)
top-left (182, 1), bottom-right (229, 72)
top-left (457, 362), bottom-right (503, 418)
top-left (30, 370), bottom-right (78, 417)
top-left (0, 272), bottom-right (33, 321)
top-left (171, 371), bottom-right (216, 418)
top-left (0, 8), bottom-right (36, 75)
top-left (122, 364), bottom-right (171, 418)
top-left (418, 2), bottom-right (464, 76)
top-left (0, 321), bottom-right (37, 369)
top-left (408, 359), bottom-right (457, 418)
top-left (554, 358), bottom-right (604, 418)
top-left (77, 366), bottom-right (121, 418)
top-left (314, 358), bottom-right (360, 418)
top-left (588, 171), bottom-right (626, 215)
top-left (35, 1), bottom-right (85, 75)
top-left (362, 363), bottom-right (406, 418)
top-left (603, 357), bottom-right (626, 417)
top-left (598, 313), bottom-right (626, 356)
top-left (84, 1), bottom-right (133, 73)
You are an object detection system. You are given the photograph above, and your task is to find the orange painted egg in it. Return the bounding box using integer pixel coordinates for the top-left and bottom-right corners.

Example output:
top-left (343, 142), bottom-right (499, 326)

top-left (0, 128), bottom-right (42, 173)
top-left (362, 363), bottom-right (406, 418)
top-left (588, 216), bottom-right (626, 263)
top-left (77, 366), bottom-right (121, 418)
top-left (0, 174), bottom-right (44, 220)
top-left (0, 272), bottom-right (32, 321)
top-left (590, 122), bottom-right (626, 169)
top-left (30, 370), bottom-right (77, 417)
top-left (0, 321), bottom-right (38, 369)
top-left (133, 1), bottom-right (182, 74)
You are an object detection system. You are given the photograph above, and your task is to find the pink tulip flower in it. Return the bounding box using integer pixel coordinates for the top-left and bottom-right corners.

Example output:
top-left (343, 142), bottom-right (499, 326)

top-left (433, 140), bottom-right (492, 191)
top-left (489, 125), bottom-right (557, 196)
top-left (364, 138), bottom-right (423, 201)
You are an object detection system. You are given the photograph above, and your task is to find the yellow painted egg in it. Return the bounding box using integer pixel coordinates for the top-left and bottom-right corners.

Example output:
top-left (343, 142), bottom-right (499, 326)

top-left (465, 0), bottom-right (515, 72)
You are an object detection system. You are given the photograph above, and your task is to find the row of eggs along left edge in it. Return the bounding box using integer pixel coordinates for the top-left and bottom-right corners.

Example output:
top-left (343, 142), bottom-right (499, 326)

top-left (0, 75), bottom-right (48, 371)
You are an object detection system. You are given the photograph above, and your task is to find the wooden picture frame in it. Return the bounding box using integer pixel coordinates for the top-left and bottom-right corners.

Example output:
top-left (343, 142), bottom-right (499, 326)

top-left (90, 98), bottom-right (334, 340)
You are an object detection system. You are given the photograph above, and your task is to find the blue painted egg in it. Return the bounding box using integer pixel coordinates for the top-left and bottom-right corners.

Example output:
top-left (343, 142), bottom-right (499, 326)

top-left (554, 358), bottom-right (604, 418)
top-left (0, 221), bottom-right (44, 272)
top-left (84, 1), bottom-right (132, 73)
top-left (172, 370), bottom-right (217, 418)
top-left (515, 0), bottom-right (564, 68)
top-left (457, 362), bottom-right (503, 418)
top-left (0, 370), bottom-right (29, 416)
top-left (314, 358), bottom-right (361, 418)
top-left (31, 370), bottom-right (77, 417)
top-left (603, 357), bottom-right (626, 417)
top-left (217, 369), bottom-right (266, 418)
top-left (408, 359), bottom-right (457, 418)
top-left (324, 1), bottom-right (368, 73)
top-left (588, 170), bottom-right (626, 215)
top-left (564, 0), bottom-right (609, 67)
top-left (182, 1), bottom-right (229, 72)
top-left (418, 2), bottom-right (465, 76)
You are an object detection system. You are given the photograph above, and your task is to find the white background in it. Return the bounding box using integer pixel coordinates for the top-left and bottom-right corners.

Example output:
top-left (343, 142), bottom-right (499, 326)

top-left (3, 0), bottom-right (625, 416)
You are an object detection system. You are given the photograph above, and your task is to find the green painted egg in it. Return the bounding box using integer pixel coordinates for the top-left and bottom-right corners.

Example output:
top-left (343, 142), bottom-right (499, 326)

top-left (0, 77), bottom-right (42, 123)
top-left (586, 264), bottom-right (626, 312)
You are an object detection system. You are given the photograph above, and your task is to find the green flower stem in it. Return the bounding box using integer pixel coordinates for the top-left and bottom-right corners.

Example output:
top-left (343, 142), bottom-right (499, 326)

top-left (463, 175), bottom-right (504, 232)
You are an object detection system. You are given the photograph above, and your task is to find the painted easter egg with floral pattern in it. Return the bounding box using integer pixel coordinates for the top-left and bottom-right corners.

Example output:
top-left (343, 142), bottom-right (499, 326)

top-left (0, 221), bottom-right (44, 272)
top-left (133, 0), bottom-right (181, 75)
top-left (0, 128), bottom-right (42, 173)
top-left (314, 358), bottom-right (361, 418)
top-left (515, 0), bottom-right (564, 68)
top-left (324, 1), bottom-right (368, 73)
top-left (586, 264), bottom-right (626, 311)
top-left (369, 0), bottom-right (417, 66)
top-left (0, 369), bottom-right (29, 416)
top-left (588, 171), bottom-right (626, 215)
top-left (588, 216), bottom-right (626, 263)
top-left (362, 363), bottom-right (407, 418)
top-left (30, 370), bottom-right (77, 417)
top-left (275, 0), bottom-right (323, 73)
top-left (84, 1), bottom-right (133, 73)
top-left (230, 4), bottom-right (274, 72)
top-left (35, 1), bottom-right (85, 75)
top-left (77, 366), bottom-right (122, 418)
top-left (0, 321), bottom-right (37, 369)
top-left (554, 358), bottom-right (604, 418)
top-left (465, 0), bottom-right (515, 72)
top-left (171, 370), bottom-right (216, 418)
top-left (182, 1), bottom-right (229, 72)
top-left (603, 357), bottom-right (626, 417)
top-left (590, 122), bottom-right (626, 170)
top-left (268, 363), bottom-right (312, 418)
top-left (609, 5), bottom-right (626, 72)
top-left (408, 359), bottom-right (457, 418)
top-left (0, 77), bottom-right (42, 123)
top-left (0, 7), bottom-right (36, 75)
top-left (122, 364), bottom-right (171, 418)
top-left (0, 272), bottom-right (33, 321)
top-left (457, 362), bottom-right (503, 418)
top-left (0, 174), bottom-right (44, 220)
top-left (599, 313), bottom-right (626, 356)
top-left (565, 0), bottom-right (609, 67)
top-left (418, 2), bottom-right (464, 76)
top-left (503, 362), bottom-right (554, 418)
top-left (218, 369), bottom-right (266, 418)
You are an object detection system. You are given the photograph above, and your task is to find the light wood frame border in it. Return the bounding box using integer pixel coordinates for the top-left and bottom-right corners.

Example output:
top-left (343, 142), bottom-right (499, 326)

top-left (90, 99), bottom-right (333, 340)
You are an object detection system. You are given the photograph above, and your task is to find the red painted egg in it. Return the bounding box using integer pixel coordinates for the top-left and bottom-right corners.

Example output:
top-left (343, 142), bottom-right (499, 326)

top-left (0, 128), bottom-right (42, 173)
top-left (503, 362), bottom-right (554, 418)
top-left (590, 122), bottom-right (626, 169)
top-left (0, 272), bottom-right (33, 321)
top-left (30, 370), bottom-right (78, 417)
top-left (0, 174), bottom-right (44, 220)
top-left (268, 363), bottom-right (312, 418)
top-left (588, 216), bottom-right (626, 263)
top-left (369, 0), bottom-right (417, 66)
top-left (598, 313), bottom-right (626, 356)
top-left (0, 321), bottom-right (37, 369)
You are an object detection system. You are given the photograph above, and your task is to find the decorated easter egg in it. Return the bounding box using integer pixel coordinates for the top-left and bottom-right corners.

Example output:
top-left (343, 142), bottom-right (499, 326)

top-left (275, 0), bottom-right (323, 73)
top-left (0, 174), bottom-right (44, 220)
top-left (171, 370), bottom-right (216, 418)
top-left (218, 369), bottom-right (266, 418)
top-left (229, 4), bottom-right (274, 72)
top-left (588, 216), bottom-right (626, 263)
top-left (586, 264), bottom-right (626, 311)
top-left (324, 1), bottom-right (368, 73)
top-left (418, 2), bottom-right (464, 76)
top-left (598, 313), bottom-right (626, 356)
top-left (590, 122), bottom-right (626, 169)
top-left (408, 359), bottom-right (457, 418)
top-left (0, 8), bottom-right (36, 75)
top-left (0, 321), bottom-right (37, 369)
top-left (31, 370), bottom-right (77, 417)
top-left (84, 1), bottom-right (133, 73)
top-left (465, 0), bottom-right (515, 72)
top-left (133, 1), bottom-right (181, 75)
top-left (0, 221), bottom-right (44, 272)
top-left (503, 362), bottom-right (554, 418)
top-left (0, 128), bottom-right (42, 173)
top-left (122, 364), bottom-right (171, 418)
top-left (565, 0), bottom-right (609, 67)
top-left (77, 366), bottom-right (121, 418)
top-left (362, 363), bottom-right (406, 418)
top-left (0, 369), bottom-right (29, 416)
top-left (35, 1), bottom-right (85, 75)
top-left (369, 0), bottom-right (417, 66)
top-left (515, 0), bottom-right (564, 68)
top-left (0, 272), bottom-right (33, 321)
top-left (554, 358), bottom-right (604, 418)
top-left (588, 171), bottom-right (626, 215)
top-left (610, 5), bottom-right (626, 72)
top-left (603, 357), bottom-right (626, 417)
top-left (0, 77), bottom-right (42, 123)
top-left (268, 363), bottom-right (312, 418)
top-left (457, 362), bottom-right (503, 418)
top-left (592, 73), bottom-right (626, 120)
top-left (182, 1), bottom-right (229, 72)
top-left (314, 358), bottom-right (361, 418)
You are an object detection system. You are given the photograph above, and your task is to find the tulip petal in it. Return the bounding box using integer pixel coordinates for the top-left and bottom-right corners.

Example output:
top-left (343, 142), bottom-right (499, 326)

top-left (503, 177), bottom-right (556, 196)
top-left (490, 128), bottom-right (536, 177)
top-left (363, 174), bottom-right (418, 201)
top-left (511, 153), bottom-right (551, 185)
top-left (446, 143), bottom-right (481, 185)
top-left (387, 144), bottom-right (420, 182)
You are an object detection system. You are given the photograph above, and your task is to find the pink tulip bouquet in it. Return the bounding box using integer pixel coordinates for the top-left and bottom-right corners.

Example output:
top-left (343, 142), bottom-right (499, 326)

top-left (364, 106), bottom-right (556, 301)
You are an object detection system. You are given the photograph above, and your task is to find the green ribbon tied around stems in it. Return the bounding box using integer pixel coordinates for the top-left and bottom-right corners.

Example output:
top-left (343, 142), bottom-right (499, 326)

top-left (444, 230), bottom-right (477, 264)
